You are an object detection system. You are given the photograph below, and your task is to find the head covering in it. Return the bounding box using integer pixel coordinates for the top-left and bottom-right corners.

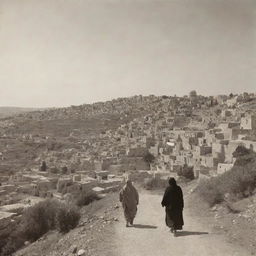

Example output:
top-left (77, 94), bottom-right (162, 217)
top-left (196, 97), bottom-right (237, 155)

top-left (123, 172), bottom-right (132, 182)
top-left (169, 177), bottom-right (177, 186)
top-left (126, 179), bottom-right (132, 186)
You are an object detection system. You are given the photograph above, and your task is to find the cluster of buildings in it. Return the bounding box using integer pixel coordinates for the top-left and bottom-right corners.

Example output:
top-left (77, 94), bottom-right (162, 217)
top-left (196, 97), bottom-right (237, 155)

top-left (1, 92), bottom-right (256, 231)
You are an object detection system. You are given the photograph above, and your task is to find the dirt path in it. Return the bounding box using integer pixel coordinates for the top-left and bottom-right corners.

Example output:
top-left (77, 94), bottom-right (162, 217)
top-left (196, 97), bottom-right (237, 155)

top-left (112, 192), bottom-right (249, 256)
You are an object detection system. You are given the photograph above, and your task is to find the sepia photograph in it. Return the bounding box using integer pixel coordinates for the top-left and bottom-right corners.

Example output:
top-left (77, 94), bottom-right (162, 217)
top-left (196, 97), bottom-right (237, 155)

top-left (0, 0), bottom-right (256, 255)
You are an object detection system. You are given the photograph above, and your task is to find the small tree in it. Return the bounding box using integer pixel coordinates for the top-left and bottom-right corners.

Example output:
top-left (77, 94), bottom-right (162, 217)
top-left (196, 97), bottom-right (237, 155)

top-left (233, 145), bottom-right (251, 158)
top-left (189, 90), bottom-right (197, 98)
top-left (40, 161), bottom-right (47, 172)
top-left (233, 145), bottom-right (255, 166)
top-left (143, 152), bottom-right (155, 165)
top-left (177, 164), bottom-right (194, 180)
top-left (61, 166), bottom-right (68, 174)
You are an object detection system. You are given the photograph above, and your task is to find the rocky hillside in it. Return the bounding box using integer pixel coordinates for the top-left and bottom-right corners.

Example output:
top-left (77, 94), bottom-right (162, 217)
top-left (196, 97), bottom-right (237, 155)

top-left (0, 93), bottom-right (254, 176)
top-left (0, 107), bottom-right (43, 118)
top-left (0, 95), bottom-right (208, 174)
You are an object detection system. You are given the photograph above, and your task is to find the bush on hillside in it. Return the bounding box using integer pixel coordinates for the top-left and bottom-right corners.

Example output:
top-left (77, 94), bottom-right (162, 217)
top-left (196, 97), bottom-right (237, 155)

top-left (61, 166), bottom-right (68, 174)
top-left (197, 160), bottom-right (256, 206)
top-left (55, 205), bottom-right (80, 233)
top-left (143, 152), bottom-right (155, 164)
top-left (20, 199), bottom-right (58, 241)
top-left (1, 232), bottom-right (25, 256)
top-left (40, 161), bottom-right (47, 172)
top-left (143, 177), bottom-right (168, 190)
top-left (75, 192), bottom-right (100, 207)
top-left (232, 145), bottom-right (251, 158)
top-left (177, 165), bottom-right (194, 180)
top-left (232, 145), bottom-right (256, 166)
top-left (0, 199), bottom-right (80, 256)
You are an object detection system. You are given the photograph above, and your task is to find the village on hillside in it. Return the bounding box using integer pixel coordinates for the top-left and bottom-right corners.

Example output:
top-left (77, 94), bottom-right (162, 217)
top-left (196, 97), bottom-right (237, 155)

top-left (1, 92), bottom-right (256, 246)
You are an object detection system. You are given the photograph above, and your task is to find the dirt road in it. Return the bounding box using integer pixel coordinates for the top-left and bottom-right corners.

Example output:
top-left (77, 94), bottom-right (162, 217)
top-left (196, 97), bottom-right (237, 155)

top-left (112, 192), bottom-right (249, 256)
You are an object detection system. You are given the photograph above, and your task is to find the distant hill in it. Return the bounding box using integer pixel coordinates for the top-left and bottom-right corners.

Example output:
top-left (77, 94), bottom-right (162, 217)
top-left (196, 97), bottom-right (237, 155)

top-left (0, 107), bottom-right (44, 118)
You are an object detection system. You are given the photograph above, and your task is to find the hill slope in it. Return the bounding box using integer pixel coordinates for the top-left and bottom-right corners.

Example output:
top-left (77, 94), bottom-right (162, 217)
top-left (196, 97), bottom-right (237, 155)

top-left (0, 107), bottom-right (43, 118)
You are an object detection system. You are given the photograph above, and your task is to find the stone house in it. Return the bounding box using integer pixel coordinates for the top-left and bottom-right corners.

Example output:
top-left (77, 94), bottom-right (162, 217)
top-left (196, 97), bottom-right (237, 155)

top-left (217, 163), bottom-right (234, 175)
top-left (221, 109), bottom-right (234, 118)
top-left (219, 122), bottom-right (240, 131)
top-left (95, 171), bottom-right (109, 180)
top-left (200, 155), bottom-right (219, 169)
top-left (212, 142), bottom-right (226, 161)
top-left (57, 178), bottom-right (73, 193)
top-left (240, 114), bottom-right (256, 130)
top-left (198, 138), bottom-right (207, 146)
top-left (79, 179), bottom-right (98, 192)
top-left (149, 144), bottom-right (159, 157)
top-left (194, 146), bottom-right (212, 156)
top-left (226, 96), bottom-right (241, 107)
top-left (101, 157), bottom-right (117, 170)
top-left (94, 160), bottom-right (103, 170)
top-left (214, 94), bottom-right (228, 105)
top-left (241, 140), bottom-right (256, 152)
top-left (126, 147), bottom-right (148, 157)
top-left (224, 140), bottom-right (244, 163)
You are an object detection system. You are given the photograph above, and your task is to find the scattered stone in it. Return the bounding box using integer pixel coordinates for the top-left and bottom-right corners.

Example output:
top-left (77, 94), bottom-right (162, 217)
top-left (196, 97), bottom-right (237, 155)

top-left (24, 241), bottom-right (30, 246)
top-left (77, 249), bottom-right (86, 256)
top-left (71, 245), bottom-right (77, 254)
top-left (211, 205), bottom-right (217, 211)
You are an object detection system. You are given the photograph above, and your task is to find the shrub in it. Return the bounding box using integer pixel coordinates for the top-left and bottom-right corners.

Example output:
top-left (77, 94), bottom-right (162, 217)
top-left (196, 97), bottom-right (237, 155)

top-left (49, 167), bottom-right (59, 174)
top-left (0, 199), bottom-right (80, 256)
top-left (75, 192), bottom-right (100, 207)
top-left (232, 145), bottom-right (251, 158)
top-left (61, 166), bottom-right (68, 174)
top-left (143, 177), bottom-right (168, 190)
top-left (143, 152), bottom-right (155, 164)
top-left (1, 230), bottom-right (25, 256)
top-left (177, 165), bottom-right (194, 180)
top-left (197, 159), bottom-right (256, 206)
top-left (196, 179), bottom-right (224, 206)
top-left (40, 161), bottom-right (47, 172)
top-left (55, 205), bottom-right (80, 233)
top-left (232, 145), bottom-right (256, 166)
top-left (20, 199), bottom-right (58, 241)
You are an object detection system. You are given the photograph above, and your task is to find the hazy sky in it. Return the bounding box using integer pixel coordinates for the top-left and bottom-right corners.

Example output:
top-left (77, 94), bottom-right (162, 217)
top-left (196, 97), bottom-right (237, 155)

top-left (0, 0), bottom-right (255, 107)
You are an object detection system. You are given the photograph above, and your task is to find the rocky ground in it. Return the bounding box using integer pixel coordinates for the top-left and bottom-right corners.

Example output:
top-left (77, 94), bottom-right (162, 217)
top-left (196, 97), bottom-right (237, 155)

top-left (14, 193), bottom-right (120, 256)
top-left (212, 195), bottom-right (256, 255)
top-left (14, 182), bottom-right (256, 256)
top-left (187, 188), bottom-right (256, 256)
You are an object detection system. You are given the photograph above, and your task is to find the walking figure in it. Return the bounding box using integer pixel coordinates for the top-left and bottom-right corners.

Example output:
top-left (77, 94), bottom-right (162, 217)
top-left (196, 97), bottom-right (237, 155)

top-left (161, 177), bottom-right (184, 236)
top-left (119, 179), bottom-right (139, 227)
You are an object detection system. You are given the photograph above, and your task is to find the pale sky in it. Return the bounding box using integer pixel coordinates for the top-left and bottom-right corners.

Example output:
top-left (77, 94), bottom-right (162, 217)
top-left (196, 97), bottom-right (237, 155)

top-left (0, 0), bottom-right (255, 107)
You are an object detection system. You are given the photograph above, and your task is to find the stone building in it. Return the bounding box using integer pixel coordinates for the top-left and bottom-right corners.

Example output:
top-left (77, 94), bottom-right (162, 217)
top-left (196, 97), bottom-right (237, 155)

top-left (240, 114), bottom-right (256, 130)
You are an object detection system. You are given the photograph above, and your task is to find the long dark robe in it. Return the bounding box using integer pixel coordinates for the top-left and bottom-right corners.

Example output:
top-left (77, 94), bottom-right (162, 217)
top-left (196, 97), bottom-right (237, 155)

top-left (161, 185), bottom-right (184, 230)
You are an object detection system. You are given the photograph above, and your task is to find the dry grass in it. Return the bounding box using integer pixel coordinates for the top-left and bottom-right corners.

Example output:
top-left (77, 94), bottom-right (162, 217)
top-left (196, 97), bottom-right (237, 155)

top-left (0, 199), bottom-right (80, 256)
top-left (197, 159), bottom-right (256, 206)
top-left (143, 177), bottom-right (168, 190)
top-left (75, 191), bottom-right (101, 207)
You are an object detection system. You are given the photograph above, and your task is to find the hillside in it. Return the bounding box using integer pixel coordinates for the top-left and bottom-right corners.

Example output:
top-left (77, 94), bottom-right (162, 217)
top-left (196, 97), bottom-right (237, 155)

top-left (1, 93), bottom-right (256, 255)
top-left (0, 94), bottom-right (254, 176)
top-left (0, 107), bottom-right (43, 118)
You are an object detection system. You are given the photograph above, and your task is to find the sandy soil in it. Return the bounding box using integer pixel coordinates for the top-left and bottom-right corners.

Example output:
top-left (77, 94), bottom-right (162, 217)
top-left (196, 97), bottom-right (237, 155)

top-left (14, 188), bottom-right (254, 256)
top-left (111, 191), bottom-right (250, 256)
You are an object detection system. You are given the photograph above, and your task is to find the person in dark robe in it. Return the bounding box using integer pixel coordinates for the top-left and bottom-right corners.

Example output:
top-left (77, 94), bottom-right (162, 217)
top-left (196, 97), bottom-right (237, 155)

top-left (119, 179), bottom-right (139, 227)
top-left (161, 177), bottom-right (184, 236)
